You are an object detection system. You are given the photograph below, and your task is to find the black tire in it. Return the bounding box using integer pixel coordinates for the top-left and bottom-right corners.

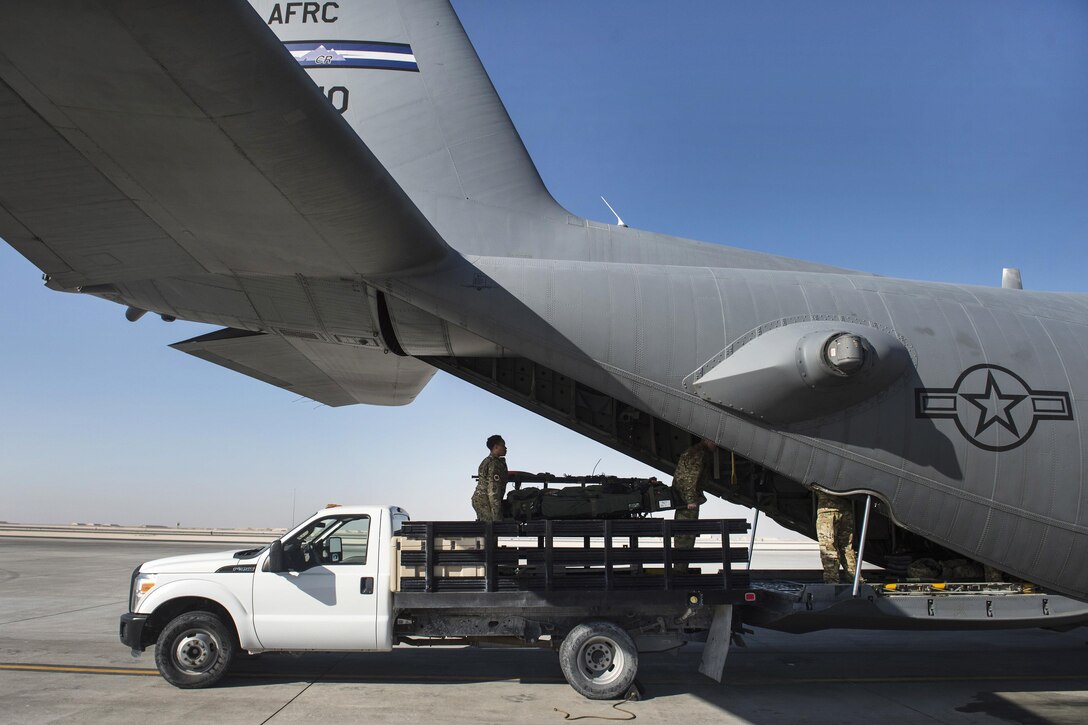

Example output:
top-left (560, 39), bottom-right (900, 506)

top-left (154, 610), bottom-right (235, 688)
top-left (558, 620), bottom-right (639, 700)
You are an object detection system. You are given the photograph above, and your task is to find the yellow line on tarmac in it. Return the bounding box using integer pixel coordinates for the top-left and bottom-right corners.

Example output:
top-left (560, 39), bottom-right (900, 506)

top-left (0, 663), bottom-right (157, 676)
top-left (0, 662), bottom-right (537, 683)
top-left (0, 663), bottom-right (575, 686)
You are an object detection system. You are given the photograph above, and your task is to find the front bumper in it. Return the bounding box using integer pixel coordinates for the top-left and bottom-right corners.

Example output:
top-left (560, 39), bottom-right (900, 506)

top-left (119, 612), bottom-right (149, 651)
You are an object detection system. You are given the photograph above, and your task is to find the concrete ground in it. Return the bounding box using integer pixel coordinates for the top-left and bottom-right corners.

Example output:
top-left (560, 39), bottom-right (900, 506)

top-left (2, 537), bottom-right (1087, 724)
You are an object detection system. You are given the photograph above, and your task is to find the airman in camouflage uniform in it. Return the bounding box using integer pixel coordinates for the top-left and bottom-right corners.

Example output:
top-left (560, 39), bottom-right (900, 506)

top-left (473, 434), bottom-right (508, 522)
top-left (815, 489), bottom-right (857, 583)
top-left (672, 438), bottom-right (716, 566)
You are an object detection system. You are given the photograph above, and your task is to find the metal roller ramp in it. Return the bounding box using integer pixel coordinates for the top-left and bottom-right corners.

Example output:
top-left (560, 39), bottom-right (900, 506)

top-left (742, 579), bottom-right (1088, 633)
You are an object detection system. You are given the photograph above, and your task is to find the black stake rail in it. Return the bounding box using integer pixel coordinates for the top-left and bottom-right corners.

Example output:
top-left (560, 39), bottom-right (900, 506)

top-left (399, 519), bottom-right (750, 538)
top-left (397, 518), bottom-right (751, 594)
top-left (399, 548), bottom-right (749, 566)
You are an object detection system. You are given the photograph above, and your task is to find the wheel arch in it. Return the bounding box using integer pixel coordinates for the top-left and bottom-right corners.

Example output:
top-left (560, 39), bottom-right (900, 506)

top-left (140, 581), bottom-right (258, 650)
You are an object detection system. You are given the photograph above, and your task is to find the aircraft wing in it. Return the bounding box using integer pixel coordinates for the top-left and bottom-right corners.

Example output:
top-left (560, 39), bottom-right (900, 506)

top-left (173, 328), bottom-right (435, 407)
top-left (0, 0), bottom-right (452, 290)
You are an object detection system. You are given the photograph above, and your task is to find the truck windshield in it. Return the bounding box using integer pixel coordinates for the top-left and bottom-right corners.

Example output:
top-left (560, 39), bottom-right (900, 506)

top-left (295, 520), bottom-right (330, 545)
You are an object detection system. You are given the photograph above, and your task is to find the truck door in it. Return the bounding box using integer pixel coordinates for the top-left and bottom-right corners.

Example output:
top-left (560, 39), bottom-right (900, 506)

top-left (252, 512), bottom-right (381, 650)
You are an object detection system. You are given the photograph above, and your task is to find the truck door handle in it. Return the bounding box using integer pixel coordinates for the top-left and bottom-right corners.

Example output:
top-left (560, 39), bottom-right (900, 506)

top-left (360, 577), bottom-right (374, 595)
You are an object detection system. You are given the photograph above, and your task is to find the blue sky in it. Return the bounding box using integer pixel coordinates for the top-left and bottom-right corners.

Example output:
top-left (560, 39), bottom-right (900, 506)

top-left (1, 1), bottom-right (1085, 531)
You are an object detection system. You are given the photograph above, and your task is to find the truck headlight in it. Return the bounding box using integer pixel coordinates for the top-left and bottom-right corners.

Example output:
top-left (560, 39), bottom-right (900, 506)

top-left (130, 573), bottom-right (157, 611)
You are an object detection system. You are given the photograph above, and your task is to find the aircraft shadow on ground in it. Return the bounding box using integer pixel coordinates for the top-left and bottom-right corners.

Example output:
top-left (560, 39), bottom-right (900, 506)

top-left (210, 639), bottom-right (1088, 725)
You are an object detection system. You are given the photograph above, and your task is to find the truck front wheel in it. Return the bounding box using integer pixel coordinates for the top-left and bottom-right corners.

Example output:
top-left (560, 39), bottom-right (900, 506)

top-left (559, 621), bottom-right (639, 700)
top-left (154, 611), bottom-right (235, 688)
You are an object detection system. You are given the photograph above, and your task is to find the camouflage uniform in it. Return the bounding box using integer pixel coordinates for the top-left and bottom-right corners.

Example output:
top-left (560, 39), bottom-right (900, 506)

top-left (473, 454), bottom-right (508, 522)
top-left (672, 443), bottom-right (712, 556)
top-left (815, 491), bottom-right (857, 583)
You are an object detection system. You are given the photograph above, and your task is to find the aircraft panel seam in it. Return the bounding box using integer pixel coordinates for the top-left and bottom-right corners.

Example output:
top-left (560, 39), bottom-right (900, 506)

top-left (398, 3), bottom-right (469, 202)
top-left (706, 267), bottom-right (728, 352)
top-left (1036, 318), bottom-right (1085, 580)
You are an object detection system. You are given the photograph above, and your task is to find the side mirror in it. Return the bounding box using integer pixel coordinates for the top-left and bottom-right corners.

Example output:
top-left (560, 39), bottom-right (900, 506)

top-left (269, 539), bottom-right (285, 573)
top-left (328, 537), bottom-right (342, 563)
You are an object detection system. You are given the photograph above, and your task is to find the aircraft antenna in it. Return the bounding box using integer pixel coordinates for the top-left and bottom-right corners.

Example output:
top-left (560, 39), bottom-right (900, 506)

top-left (600, 197), bottom-right (628, 228)
top-left (1001, 268), bottom-right (1023, 290)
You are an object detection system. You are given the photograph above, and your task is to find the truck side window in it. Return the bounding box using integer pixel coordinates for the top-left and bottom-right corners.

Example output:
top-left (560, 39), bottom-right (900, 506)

top-left (331, 516), bottom-right (370, 565)
top-left (290, 515), bottom-right (371, 569)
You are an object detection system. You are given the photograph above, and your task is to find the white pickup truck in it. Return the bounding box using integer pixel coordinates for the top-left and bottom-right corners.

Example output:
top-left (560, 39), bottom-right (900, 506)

top-left (120, 505), bottom-right (752, 699)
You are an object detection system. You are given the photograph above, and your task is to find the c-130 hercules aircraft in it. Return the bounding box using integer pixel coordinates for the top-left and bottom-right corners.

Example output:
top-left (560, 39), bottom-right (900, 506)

top-left (1, 1), bottom-right (1085, 601)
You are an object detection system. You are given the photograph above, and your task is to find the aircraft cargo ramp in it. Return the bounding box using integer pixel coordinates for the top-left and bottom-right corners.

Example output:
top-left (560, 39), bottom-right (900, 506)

top-left (744, 580), bottom-right (1088, 633)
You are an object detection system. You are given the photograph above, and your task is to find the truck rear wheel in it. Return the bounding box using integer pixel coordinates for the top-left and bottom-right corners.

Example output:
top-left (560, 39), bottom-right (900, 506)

top-left (559, 621), bottom-right (639, 700)
top-left (154, 610), bottom-right (235, 688)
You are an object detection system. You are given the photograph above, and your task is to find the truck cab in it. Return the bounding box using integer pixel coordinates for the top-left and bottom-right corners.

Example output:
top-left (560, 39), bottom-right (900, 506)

top-left (253, 504), bottom-right (405, 651)
top-left (122, 505), bottom-right (407, 686)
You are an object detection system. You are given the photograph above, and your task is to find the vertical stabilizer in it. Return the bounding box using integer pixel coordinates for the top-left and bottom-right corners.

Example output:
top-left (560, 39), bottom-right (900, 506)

top-left (254, 0), bottom-right (564, 220)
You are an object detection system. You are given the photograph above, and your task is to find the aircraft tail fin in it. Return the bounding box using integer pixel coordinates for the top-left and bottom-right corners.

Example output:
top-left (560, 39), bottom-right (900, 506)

top-left (262, 0), bottom-right (563, 220)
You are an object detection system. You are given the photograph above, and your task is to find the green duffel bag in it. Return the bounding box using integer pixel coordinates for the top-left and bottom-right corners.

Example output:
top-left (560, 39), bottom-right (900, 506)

top-left (505, 486), bottom-right (543, 521)
top-left (539, 486), bottom-right (645, 519)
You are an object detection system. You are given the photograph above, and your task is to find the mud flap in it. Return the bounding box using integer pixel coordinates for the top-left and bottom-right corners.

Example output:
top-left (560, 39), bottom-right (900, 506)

top-left (698, 605), bottom-right (733, 683)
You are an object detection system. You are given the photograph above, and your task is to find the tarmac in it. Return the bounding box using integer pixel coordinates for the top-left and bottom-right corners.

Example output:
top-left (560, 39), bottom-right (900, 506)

top-left (2, 536), bottom-right (1088, 724)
